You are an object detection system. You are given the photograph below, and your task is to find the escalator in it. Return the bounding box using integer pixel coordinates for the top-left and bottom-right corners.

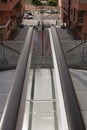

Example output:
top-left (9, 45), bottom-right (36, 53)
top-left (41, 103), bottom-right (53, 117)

top-left (0, 26), bottom-right (86, 130)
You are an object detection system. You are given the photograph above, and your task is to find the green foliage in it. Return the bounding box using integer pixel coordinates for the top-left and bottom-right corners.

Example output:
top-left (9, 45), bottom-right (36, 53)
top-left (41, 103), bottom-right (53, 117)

top-left (47, 0), bottom-right (57, 6)
top-left (31, 0), bottom-right (57, 6)
top-left (31, 0), bottom-right (42, 6)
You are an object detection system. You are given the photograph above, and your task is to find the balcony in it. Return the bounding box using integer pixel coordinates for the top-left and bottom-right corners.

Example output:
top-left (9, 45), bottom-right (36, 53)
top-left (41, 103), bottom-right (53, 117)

top-left (79, 0), bottom-right (87, 2)
top-left (70, 18), bottom-right (83, 28)
top-left (0, 20), bottom-right (10, 29)
top-left (75, 0), bottom-right (87, 2)
top-left (0, 0), bottom-right (20, 11)
top-left (11, 15), bottom-right (16, 19)
top-left (75, 0), bottom-right (87, 10)
top-left (75, 22), bottom-right (83, 27)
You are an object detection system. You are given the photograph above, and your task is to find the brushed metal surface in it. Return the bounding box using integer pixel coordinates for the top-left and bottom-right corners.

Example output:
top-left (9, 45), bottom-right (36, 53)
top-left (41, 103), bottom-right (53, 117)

top-left (34, 69), bottom-right (52, 100)
top-left (32, 69), bottom-right (55, 130)
top-left (22, 69), bottom-right (57, 130)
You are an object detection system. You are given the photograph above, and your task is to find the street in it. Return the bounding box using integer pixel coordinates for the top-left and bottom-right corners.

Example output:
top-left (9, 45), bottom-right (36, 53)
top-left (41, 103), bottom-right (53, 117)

top-left (23, 11), bottom-right (60, 26)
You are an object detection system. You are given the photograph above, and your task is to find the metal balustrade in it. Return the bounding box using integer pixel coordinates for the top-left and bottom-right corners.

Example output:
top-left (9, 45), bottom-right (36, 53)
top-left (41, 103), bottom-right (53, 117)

top-left (0, 27), bottom-right (34, 130)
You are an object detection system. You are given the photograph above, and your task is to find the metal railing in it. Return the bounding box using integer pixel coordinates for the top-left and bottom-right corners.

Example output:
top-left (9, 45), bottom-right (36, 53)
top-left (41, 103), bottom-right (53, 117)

top-left (65, 41), bottom-right (87, 68)
top-left (0, 27), bottom-right (34, 130)
top-left (49, 26), bottom-right (86, 130)
top-left (0, 43), bottom-right (20, 71)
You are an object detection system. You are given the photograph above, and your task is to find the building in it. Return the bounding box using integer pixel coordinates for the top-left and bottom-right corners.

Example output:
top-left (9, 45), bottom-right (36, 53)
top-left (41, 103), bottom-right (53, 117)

top-left (0, 0), bottom-right (24, 41)
top-left (58, 0), bottom-right (87, 40)
top-left (58, 0), bottom-right (63, 19)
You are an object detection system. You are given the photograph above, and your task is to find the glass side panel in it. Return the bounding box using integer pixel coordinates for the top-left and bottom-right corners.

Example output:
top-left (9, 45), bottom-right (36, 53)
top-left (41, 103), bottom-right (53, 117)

top-left (0, 44), bottom-right (19, 70)
top-left (65, 43), bottom-right (87, 68)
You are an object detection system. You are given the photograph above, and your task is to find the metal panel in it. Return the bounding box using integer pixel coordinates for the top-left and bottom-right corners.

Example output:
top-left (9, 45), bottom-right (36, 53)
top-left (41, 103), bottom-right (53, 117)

top-left (32, 102), bottom-right (55, 130)
top-left (22, 102), bottom-right (31, 130)
top-left (26, 70), bottom-right (34, 100)
top-left (22, 70), bottom-right (34, 130)
top-left (34, 69), bottom-right (52, 100)
top-left (22, 69), bottom-right (58, 130)
top-left (49, 28), bottom-right (69, 130)
top-left (32, 69), bottom-right (55, 130)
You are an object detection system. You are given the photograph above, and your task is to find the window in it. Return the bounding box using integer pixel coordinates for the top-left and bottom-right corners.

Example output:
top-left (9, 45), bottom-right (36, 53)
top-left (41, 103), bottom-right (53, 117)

top-left (78, 11), bottom-right (83, 23)
top-left (10, 21), bottom-right (12, 26)
top-left (73, 8), bottom-right (76, 21)
top-left (15, 2), bottom-right (20, 8)
top-left (71, 8), bottom-right (73, 15)
top-left (1, 0), bottom-right (7, 2)
top-left (7, 25), bottom-right (9, 31)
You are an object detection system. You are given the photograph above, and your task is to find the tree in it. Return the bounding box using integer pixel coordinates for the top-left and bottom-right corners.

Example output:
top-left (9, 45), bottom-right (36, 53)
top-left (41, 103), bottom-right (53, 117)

top-left (31, 0), bottom-right (42, 6)
top-left (47, 0), bottom-right (57, 6)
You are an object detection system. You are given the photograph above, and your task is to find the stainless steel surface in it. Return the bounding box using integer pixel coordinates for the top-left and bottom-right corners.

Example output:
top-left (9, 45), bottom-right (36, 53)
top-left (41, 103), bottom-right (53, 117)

top-left (49, 26), bottom-right (85, 130)
top-left (22, 69), bottom-right (59, 130)
top-left (34, 69), bottom-right (52, 100)
top-left (32, 69), bottom-right (55, 130)
top-left (16, 34), bottom-right (34, 130)
top-left (49, 28), bottom-right (69, 130)
top-left (0, 27), bottom-right (34, 130)
top-left (22, 70), bottom-right (34, 130)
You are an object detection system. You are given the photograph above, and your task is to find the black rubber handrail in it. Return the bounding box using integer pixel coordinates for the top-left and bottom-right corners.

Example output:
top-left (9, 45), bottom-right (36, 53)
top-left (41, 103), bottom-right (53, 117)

top-left (0, 27), bottom-right (34, 130)
top-left (50, 26), bottom-right (86, 130)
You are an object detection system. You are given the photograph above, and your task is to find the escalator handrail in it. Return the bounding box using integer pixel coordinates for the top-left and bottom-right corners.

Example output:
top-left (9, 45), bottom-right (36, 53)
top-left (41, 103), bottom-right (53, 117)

top-left (0, 27), bottom-right (34, 130)
top-left (50, 26), bottom-right (86, 130)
